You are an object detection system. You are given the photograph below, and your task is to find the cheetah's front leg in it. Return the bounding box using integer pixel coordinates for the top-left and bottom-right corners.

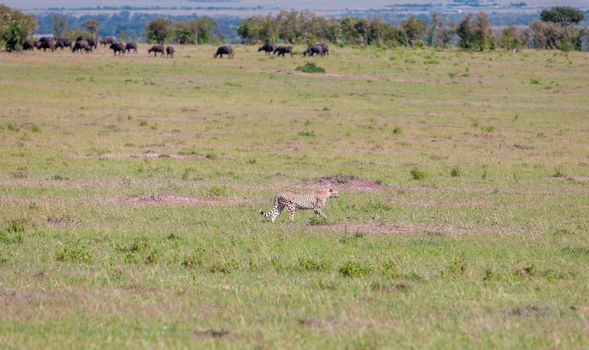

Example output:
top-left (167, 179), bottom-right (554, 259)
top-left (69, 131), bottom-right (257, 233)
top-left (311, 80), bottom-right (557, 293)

top-left (287, 205), bottom-right (296, 221)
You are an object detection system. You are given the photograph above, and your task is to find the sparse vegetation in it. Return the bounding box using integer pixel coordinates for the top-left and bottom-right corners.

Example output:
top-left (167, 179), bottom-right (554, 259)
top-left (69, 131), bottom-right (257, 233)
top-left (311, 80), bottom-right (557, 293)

top-left (0, 43), bottom-right (587, 349)
top-left (296, 62), bottom-right (325, 73)
top-left (410, 167), bottom-right (427, 180)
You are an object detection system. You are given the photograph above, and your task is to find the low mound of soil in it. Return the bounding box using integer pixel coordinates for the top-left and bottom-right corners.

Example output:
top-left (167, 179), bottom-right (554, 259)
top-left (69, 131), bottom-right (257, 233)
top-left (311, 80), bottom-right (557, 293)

top-left (111, 194), bottom-right (258, 206)
top-left (299, 174), bottom-right (384, 191)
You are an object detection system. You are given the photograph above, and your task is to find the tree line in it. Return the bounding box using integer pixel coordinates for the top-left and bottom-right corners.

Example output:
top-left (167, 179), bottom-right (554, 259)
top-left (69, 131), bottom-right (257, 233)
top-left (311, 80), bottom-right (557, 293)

top-left (236, 7), bottom-right (587, 51)
top-left (1, 4), bottom-right (587, 52)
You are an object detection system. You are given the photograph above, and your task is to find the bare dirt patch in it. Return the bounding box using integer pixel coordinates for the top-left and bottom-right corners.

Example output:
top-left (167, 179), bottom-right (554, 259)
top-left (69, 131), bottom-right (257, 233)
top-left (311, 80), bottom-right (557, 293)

top-left (310, 223), bottom-right (525, 235)
top-left (110, 194), bottom-right (260, 206)
top-left (298, 174), bottom-right (384, 191)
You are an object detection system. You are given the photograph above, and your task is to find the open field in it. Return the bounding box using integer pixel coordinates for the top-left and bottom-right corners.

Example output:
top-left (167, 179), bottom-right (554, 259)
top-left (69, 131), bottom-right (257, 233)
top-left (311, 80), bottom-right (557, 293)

top-left (0, 45), bottom-right (588, 348)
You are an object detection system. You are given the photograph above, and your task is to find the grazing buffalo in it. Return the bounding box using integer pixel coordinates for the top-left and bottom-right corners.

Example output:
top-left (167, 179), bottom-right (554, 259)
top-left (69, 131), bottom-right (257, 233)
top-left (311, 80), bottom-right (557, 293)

top-left (110, 43), bottom-right (126, 55)
top-left (55, 38), bottom-right (71, 50)
top-left (258, 43), bottom-right (276, 55)
top-left (22, 40), bottom-right (35, 51)
top-left (166, 46), bottom-right (175, 58)
top-left (39, 39), bottom-right (56, 52)
top-left (214, 45), bottom-right (234, 58)
top-left (33, 41), bottom-right (42, 49)
top-left (88, 39), bottom-right (97, 49)
top-left (125, 42), bottom-right (138, 54)
top-left (148, 45), bottom-right (164, 57)
top-left (274, 46), bottom-right (293, 57)
top-left (303, 43), bottom-right (329, 57)
top-left (100, 37), bottom-right (115, 46)
top-left (72, 40), bottom-right (89, 53)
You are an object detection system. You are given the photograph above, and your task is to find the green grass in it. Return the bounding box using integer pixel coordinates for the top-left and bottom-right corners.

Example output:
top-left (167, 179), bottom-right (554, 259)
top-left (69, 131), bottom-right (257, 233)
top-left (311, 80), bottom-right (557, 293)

top-left (0, 45), bottom-right (588, 349)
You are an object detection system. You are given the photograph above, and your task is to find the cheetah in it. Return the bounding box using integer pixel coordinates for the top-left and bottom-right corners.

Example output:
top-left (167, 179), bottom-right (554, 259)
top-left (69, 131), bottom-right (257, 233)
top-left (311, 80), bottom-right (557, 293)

top-left (259, 188), bottom-right (339, 222)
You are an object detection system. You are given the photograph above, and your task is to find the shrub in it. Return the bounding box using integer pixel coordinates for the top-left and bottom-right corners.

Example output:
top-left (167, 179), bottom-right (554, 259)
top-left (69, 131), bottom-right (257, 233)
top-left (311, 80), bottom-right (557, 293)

top-left (529, 78), bottom-right (540, 85)
top-left (309, 216), bottom-right (328, 225)
top-left (480, 125), bottom-right (496, 133)
top-left (296, 62), bottom-right (325, 73)
top-left (6, 123), bottom-right (19, 132)
top-left (445, 257), bottom-right (467, 276)
top-left (205, 151), bottom-right (218, 160)
top-left (56, 242), bottom-right (92, 263)
top-left (393, 127), bottom-right (402, 134)
top-left (339, 260), bottom-right (373, 278)
top-left (410, 167), bottom-right (427, 180)
top-left (552, 167), bottom-right (565, 177)
top-left (450, 166), bottom-right (462, 177)
top-left (209, 185), bottom-right (227, 197)
top-left (0, 230), bottom-right (23, 244)
top-left (297, 257), bottom-right (331, 272)
top-left (297, 130), bottom-right (315, 137)
top-left (30, 124), bottom-right (41, 133)
top-left (7, 220), bottom-right (25, 233)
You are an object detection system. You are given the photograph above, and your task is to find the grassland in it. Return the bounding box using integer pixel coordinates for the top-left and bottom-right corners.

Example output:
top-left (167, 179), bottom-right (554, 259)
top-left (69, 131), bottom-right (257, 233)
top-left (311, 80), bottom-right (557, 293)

top-left (0, 45), bottom-right (588, 349)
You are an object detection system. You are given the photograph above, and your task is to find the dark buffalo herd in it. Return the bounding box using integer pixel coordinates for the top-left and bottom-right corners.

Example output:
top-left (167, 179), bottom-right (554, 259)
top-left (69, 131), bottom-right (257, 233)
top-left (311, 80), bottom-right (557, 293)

top-left (14, 40), bottom-right (334, 61)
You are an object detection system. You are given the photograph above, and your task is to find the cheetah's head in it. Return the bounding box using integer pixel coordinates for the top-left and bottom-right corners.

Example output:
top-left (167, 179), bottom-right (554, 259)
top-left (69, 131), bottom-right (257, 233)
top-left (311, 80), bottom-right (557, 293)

top-left (328, 188), bottom-right (339, 198)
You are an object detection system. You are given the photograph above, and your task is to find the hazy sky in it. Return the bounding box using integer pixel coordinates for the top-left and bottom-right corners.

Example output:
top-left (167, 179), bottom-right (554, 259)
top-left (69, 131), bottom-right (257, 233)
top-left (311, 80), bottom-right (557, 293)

top-left (5, 0), bottom-right (588, 9)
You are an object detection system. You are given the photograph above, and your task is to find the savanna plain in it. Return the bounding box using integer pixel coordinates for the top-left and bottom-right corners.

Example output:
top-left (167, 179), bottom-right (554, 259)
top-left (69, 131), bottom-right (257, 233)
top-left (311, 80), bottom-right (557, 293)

top-left (0, 45), bottom-right (588, 349)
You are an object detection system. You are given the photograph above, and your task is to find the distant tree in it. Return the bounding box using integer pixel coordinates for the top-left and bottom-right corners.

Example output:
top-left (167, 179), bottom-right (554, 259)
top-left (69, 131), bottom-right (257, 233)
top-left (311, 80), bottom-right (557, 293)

top-left (457, 12), bottom-right (495, 50)
top-left (83, 18), bottom-right (99, 40)
top-left (145, 17), bottom-right (172, 44)
top-left (401, 16), bottom-right (427, 47)
top-left (0, 5), bottom-right (36, 52)
top-left (540, 6), bottom-right (584, 25)
top-left (51, 15), bottom-right (67, 38)
top-left (426, 12), bottom-right (455, 48)
top-left (171, 22), bottom-right (195, 44)
top-left (64, 29), bottom-right (93, 42)
top-left (529, 20), bottom-right (582, 51)
top-left (194, 16), bottom-right (216, 44)
top-left (500, 26), bottom-right (528, 51)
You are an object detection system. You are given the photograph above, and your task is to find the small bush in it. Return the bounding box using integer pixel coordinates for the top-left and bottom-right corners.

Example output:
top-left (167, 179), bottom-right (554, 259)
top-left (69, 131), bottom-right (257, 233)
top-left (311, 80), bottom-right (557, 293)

top-left (177, 149), bottom-right (198, 155)
top-left (6, 123), bottom-right (19, 132)
top-left (296, 62), bottom-right (325, 73)
top-left (7, 220), bottom-right (25, 233)
top-left (297, 130), bottom-right (315, 137)
top-left (30, 124), bottom-right (41, 133)
top-left (393, 127), bottom-right (402, 134)
top-left (297, 257), bottom-right (331, 272)
top-left (339, 232), bottom-right (366, 244)
top-left (145, 249), bottom-right (159, 264)
top-left (309, 216), bottom-right (328, 225)
top-left (139, 120), bottom-right (148, 127)
top-left (205, 151), bottom-right (218, 160)
top-left (450, 166), bottom-right (462, 177)
top-left (561, 246), bottom-right (589, 256)
top-left (56, 242), bottom-right (92, 263)
top-left (339, 260), bottom-right (373, 278)
top-left (445, 257), bottom-right (467, 276)
top-left (481, 125), bottom-right (496, 133)
top-left (410, 167), bottom-right (427, 180)
top-left (529, 78), bottom-right (540, 85)
top-left (0, 230), bottom-right (23, 244)
top-left (381, 260), bottom-right (399, 278)
top-left (209, 185), bottom-right (227, 197)
top-left (552, 167), bottom-right (565, 178)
